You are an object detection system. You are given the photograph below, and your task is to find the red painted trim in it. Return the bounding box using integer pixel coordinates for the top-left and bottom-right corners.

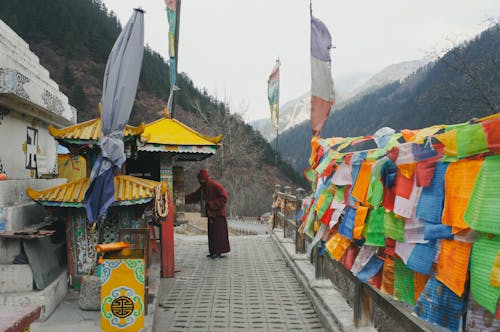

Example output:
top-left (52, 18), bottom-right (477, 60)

top-left (0, 305), bottom-right (41, 332)
top-left (65, 211), bottom-right (76, 287)
top-left (161, 196), bottom-right (175, 278)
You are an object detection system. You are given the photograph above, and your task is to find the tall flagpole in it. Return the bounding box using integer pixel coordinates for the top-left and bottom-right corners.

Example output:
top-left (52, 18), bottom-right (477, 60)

top-left (275, 56), bottom-right (279, 169)
top-left (275, 126), bottom-right (279, 168)
top-left (268, 57), bottom-right (281, 169)
top-left (171, 0), bottom-right (181, 118)
top-left (161, 0), bottom-right (181, 278)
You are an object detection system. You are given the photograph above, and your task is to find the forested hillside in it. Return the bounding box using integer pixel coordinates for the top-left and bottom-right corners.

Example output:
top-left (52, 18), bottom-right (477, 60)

top-left (0, 0), bottom-right (307, 216)
top-left (276, 24), bottom-right (500, 171)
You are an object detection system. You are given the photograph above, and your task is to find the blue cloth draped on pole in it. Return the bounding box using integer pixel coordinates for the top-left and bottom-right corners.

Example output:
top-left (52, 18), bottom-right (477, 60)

top-left (84, 8), bottom-right (145, 225)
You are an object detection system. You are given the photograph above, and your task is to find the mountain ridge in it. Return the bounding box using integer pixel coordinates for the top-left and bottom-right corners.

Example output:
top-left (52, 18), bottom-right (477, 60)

top-left (251, 59), bottom-right (427, 141)
top-left (273, 25), bottom-right (499, 171)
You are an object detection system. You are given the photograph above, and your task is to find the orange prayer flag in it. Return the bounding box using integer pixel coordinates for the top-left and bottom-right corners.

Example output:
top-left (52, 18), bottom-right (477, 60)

top-left (351, 160), bottom-right (373, 204)
top-left (436, 239), bottom-right (472, 297)
top-left (353, 205), bottom-right (369, 240)
top-left (401, 129), bottom-right (418, 142)
top-left (381, 258), bottom-right (395, 296)
top-left (398, 162), bottom-right (417, 179)
top-left (325, 232), bottom-right (351, 261)
top-left (442, 158), bottom-right (483, 229)
top-left (414, 271), bottom-right (430, 304)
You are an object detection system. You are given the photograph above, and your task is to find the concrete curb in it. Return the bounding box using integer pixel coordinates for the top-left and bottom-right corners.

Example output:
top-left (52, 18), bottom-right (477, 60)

top-left (144, 256), bottom-right (161, 332)
top-left (271, 230), bottom-right (376, 332)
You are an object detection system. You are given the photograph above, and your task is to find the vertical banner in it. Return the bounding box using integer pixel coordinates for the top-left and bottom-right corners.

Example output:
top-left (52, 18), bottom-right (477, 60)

top-left (84, 8), bottom-right (144, 224)
top-left (310, 13), bottom-right (335, 137)
top-left (267, 59), bottom-right (281, 130)
top-left (164, 0), bottom-right (177, 88)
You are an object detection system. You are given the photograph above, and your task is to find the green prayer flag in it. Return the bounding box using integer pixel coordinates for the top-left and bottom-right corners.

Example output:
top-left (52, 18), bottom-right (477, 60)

top-left (315, 150), bottom-right (336, 175)
top-left (364, 207), bottom-right (385, 246)
top-left (470, 234), bottom-right (500, 314)
top-left (394, 259), bottom-right (415, 305)
top-left (316, 189), bottom-right (334, 220)
top-left (464, 155), bottom-right (500, 235)
top-left (384, 211), bottom-right (405, 242)
top-left (334, 186), bottom-right (346, 203)
top-left (456, 123), bottom-right (489, 159)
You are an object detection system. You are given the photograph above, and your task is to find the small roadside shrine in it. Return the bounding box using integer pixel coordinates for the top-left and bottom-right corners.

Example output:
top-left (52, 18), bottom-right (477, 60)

top-left (298, 113), bottom-right (500, 331)
top-left (27, 113), bottom-right (158, 288)
top-left (131, 115), bottom-right (222, 277)
top-left (27, 113), bottom-right (223, 282)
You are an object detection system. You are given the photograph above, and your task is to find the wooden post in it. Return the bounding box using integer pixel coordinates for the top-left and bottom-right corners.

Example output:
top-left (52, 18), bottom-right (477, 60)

top-left (272, 184), bottom-right (281, 229)
top-left (315, 245), bottom-right (326, 279)
top-left (160, 156), bottom-right (175, 278)
top-left (65, 211), bottom-right (75, 287)
top-left (353, 281), bottom-right (372, 327)
top-left (282, 194), bottom-right (287, 238)
top-left (295, 188), bottom-right (305, 254)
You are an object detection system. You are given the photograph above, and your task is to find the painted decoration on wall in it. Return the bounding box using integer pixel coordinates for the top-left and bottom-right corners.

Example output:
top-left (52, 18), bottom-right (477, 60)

top-left (101, 258), bottom-right (145, 331)
top-left (0, 68), bottom-right (30, 99)
top-left (71, 209), bottom-right (142, 276)
top-left (42, 89), bottom-right (64, 116)
top-left (73, 212), bottom-right (99, 275)
top-left (25, 126), bottom-right (38, 170)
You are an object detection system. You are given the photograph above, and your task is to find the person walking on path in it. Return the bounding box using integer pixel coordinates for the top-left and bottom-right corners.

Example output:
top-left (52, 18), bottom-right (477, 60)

top-left (185, 169), bottom-right (230, 258)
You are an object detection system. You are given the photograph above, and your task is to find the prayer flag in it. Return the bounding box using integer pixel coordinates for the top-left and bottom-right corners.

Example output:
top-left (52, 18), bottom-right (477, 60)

top-left (85, 9), bottom-right (144, 224)
top-left (311, 15), bottom-right (335, 136)
top-left (267, 60), bottom-right (281, 129)
top-left (164, 0), bottom-right (177, 112)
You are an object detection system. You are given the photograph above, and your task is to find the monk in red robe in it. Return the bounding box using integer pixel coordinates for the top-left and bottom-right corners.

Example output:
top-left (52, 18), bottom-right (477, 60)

top-left (185, 169), bottom-right (230, 258)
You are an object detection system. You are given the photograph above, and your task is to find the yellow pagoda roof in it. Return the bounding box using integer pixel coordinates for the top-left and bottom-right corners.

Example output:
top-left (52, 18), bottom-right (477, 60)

top-left (141, 118), bottom-right (222, 146)
top-left (48, 118), bottom-right (145, 142)
top-left (27, 175), bottom-right (160, 207)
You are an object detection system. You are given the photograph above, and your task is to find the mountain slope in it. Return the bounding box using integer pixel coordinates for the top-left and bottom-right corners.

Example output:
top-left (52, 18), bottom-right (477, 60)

top-left (250, 92), bottom-right (310, 141)
top-left (252, 60), bottom-right (426, 141)
top-left (276, 25), bottom-right (500, 171)
top-left (338, 59), bottom-right (427, 106)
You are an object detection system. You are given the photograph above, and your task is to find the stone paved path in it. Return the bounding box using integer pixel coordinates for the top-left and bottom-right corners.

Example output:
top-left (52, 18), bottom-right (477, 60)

top-left (155, 234), bottom-right (325, 332)
top-left (227, 219), bottom-right (269, 235)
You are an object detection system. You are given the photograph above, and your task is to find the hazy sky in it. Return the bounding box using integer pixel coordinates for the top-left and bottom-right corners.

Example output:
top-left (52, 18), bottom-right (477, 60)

top-left (102, 0), bottom-right (499, 122)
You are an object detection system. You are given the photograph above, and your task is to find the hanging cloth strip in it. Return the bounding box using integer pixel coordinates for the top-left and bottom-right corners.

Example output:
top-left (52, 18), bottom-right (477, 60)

top-left (416, 162), bottom-right (448, 224)
top-left (464, 155), bottom-right (500, 235)
top-left (482, 118), bottom-right (500, 153)
top-left (436, 239), bottom-right (472, 297)
top-left (414, 273), bottom-right (464, 332)
top-left (406, 240), bottom-right (437, 276)
top-left (325, 231), bottom-right (351, 261)
top-left (393, 258), bottom-right (415, 305)
top-left (413, 271), bottom-right (430, 304)
top-left (442, 158), bottom-right (483, 231)
top-left (470, 234), bottom-right (500, 314)
top-left (381, 258), bottom-right (395, 296)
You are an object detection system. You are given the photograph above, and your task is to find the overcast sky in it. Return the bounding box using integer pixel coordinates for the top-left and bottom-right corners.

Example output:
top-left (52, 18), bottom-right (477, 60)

top-left (102, 0), bottom-right (499, 122)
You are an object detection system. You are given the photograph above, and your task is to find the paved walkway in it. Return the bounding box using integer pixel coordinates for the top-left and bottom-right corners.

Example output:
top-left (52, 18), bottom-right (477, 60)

top-left (227, 219), bottom-right (269, 235)
top-left (155, 234), bottom-right (325, 332)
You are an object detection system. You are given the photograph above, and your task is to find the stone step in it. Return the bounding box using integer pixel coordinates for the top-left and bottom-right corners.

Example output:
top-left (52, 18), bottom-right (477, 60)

top-left (0, 269), bottom-right (67, 321)
top-left (0, 264), bottom-right (33, 293)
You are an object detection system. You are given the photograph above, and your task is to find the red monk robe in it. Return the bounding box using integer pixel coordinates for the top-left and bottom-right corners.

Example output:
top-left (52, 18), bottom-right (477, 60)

top-left (185, 169), bottom-right (230, 258)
